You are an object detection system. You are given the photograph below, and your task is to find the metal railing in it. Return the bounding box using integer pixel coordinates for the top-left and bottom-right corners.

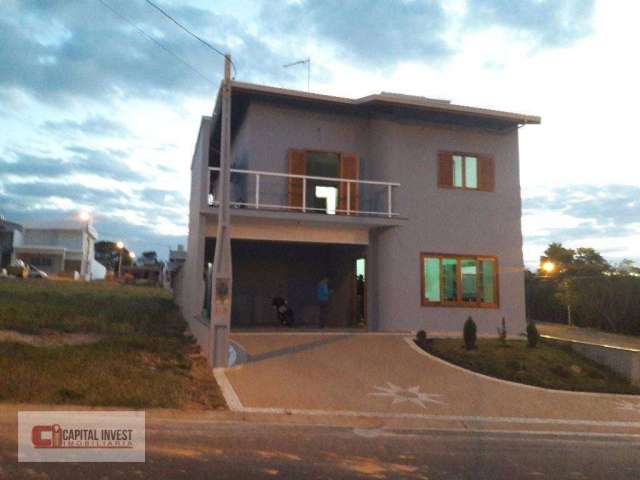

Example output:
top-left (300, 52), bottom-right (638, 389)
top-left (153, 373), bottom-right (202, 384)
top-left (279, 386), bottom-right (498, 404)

top-left (207, 167), bottom-right (400, 218)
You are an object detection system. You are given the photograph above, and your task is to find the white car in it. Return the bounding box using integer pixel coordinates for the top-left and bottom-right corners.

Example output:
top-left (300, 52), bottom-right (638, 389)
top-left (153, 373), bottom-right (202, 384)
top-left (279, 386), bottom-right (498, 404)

top-left (28, 266), bottom-right (49, 279)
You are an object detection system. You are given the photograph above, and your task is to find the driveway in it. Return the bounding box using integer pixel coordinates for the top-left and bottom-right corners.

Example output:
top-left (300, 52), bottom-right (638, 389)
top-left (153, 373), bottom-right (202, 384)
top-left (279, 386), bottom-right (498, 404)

top-left (222, 333), bottom-right (640, 433)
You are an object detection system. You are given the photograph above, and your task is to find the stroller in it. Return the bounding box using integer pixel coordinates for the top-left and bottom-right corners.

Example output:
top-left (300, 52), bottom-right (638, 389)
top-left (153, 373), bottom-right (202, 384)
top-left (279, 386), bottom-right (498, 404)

top-left (272, 296), bottom-right (295, 327)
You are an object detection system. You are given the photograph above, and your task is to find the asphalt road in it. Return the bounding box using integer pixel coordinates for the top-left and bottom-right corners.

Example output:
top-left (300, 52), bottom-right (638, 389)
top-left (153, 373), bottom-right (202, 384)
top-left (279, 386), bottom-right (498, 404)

top-left (2, 420), bottom-right (640, 479)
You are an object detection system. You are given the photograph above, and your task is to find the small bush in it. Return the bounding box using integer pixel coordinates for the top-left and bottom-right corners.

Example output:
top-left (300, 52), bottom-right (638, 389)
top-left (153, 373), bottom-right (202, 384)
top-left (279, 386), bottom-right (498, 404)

top-left (415, 330), bottom-right (433, 351)
top-left (526, 322), bottom-right (539, 348)
top-left (463, 316), bottom-right (477, 350)
top-left (497, 317), bottom-right (507, 345)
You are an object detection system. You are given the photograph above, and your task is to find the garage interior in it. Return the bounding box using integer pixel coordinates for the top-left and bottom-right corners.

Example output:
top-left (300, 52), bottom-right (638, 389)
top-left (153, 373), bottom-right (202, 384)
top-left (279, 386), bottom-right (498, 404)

top-left (204, 239), bottom-right (366, 328)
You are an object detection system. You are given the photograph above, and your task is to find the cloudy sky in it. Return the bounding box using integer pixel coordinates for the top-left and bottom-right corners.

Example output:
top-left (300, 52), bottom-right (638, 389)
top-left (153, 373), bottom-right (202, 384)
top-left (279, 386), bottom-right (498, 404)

top-left (1, 0), bottom-right (638, 266)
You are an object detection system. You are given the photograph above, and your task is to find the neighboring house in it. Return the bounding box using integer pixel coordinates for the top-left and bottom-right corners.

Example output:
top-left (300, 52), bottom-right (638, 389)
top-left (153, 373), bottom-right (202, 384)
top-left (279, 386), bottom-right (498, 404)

top-left (121, 250), bottom-right (165, 286)
top-left (166, 245), bottom-right (187, 288)
top-left (176, 81), bottom-right (539, 338)
top-left (14, 220), bottom-right (106, 280)
top-left (0, 218), bottom-right (23, 269)
top-left (121, 264), bottom-right (164, 286)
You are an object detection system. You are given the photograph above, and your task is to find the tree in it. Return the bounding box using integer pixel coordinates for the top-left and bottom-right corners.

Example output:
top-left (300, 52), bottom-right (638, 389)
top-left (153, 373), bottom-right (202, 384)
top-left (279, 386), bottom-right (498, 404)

top-left (95, 241), bottom-right (132, 274)
top-left (614, 259), bottom-right (640, 276)
top-left (572, 247), bottom-right (611, 276)
top-left (527, 242), bottom-right (640, 335)
top-left (539, 242), bottom-right (575, 276)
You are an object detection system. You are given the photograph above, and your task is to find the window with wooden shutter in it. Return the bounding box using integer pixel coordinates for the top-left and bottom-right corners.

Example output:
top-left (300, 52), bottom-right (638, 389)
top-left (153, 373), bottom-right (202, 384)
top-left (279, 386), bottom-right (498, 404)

top-left (287, 149), bottom-right (306, 209)
top-left (477, 155), bottom-right (495, 192)
top-left (437, 151), bottom-right (494, 192)
top-left (437, 153), bottom-right (453, 188)
top-left (338, 153), bottom-right (359, 214)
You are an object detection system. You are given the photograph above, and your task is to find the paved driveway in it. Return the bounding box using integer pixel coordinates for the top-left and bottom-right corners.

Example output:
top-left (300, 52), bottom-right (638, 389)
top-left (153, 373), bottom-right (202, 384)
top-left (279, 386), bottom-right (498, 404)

top-left (222, 333), bottom-right (640, 433)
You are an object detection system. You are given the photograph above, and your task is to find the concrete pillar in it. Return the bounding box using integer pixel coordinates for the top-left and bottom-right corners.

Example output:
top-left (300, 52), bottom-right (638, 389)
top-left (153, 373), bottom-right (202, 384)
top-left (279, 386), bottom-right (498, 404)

top-left (366, 230), bottom-right (380, 331)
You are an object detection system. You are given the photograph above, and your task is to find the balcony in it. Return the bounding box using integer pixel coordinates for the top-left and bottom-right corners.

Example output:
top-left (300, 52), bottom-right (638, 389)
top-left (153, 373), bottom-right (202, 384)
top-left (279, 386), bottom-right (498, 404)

top-left (207, 167), bottom-right (400, 219)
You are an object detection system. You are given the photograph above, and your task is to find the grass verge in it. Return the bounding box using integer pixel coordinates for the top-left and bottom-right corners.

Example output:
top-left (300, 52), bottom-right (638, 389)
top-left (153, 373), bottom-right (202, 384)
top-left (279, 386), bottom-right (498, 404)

top-left (0, 279), bottom-right (225, 409)
top-left (422, 338), bottom-right (639, 395)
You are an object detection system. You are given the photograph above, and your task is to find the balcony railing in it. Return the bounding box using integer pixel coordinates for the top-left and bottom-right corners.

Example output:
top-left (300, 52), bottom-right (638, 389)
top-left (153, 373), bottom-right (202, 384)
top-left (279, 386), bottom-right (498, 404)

top-left (207, 167), bottom-right (400, 218)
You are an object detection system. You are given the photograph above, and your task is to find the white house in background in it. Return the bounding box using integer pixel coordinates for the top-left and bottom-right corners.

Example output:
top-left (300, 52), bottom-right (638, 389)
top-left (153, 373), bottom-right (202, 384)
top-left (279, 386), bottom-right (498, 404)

top-left (166, 244), bottom-right (187, 288)
top-left (0, 218), bottom-right (24, 268)
top-left (14, 220), bottom-right (106, 280)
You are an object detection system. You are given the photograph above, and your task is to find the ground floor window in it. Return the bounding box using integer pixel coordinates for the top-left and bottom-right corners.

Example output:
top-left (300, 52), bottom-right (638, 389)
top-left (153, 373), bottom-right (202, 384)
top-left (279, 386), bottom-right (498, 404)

top-left (30, 256), bottom-right (53, 268)
top-left (421, 253), bottom-right (498, 307)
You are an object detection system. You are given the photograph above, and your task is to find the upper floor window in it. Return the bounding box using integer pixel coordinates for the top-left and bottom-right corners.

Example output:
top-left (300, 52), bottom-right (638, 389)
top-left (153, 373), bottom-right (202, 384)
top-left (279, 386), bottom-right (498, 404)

top-left (438, 152), bottom-right (494, 192)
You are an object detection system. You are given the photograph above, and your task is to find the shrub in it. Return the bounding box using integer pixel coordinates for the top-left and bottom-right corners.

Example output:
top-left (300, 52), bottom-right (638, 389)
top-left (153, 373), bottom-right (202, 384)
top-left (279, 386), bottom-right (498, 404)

top-left (526, 322), bottom-right (539, 348)
top-left (497, 317), bottom-right (507, 345)
top-left (415, 330), bottom-right (432, 351)
top-left (463, 316), bottom-right (477, 350)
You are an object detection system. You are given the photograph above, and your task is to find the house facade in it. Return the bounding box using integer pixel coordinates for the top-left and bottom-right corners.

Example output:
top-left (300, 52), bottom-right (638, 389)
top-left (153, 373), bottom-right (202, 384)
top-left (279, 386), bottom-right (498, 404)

top-left (0, 218), bottom-right (23, 269)
top-left (176, 81), bottom-right (539, 340)
top-left (14, 220), bottom-right (106, 280)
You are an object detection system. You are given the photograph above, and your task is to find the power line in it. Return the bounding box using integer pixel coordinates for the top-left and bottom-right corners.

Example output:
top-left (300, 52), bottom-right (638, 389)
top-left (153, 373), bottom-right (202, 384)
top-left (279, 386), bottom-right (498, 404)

top-left (96, 0), bottom-right (217, 86)
top-left (143, 0), bottom-right (237, 78)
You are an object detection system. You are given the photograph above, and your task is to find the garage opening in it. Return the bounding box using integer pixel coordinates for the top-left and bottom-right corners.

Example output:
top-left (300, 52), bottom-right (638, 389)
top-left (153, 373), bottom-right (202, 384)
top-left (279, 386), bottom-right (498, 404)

top-left (205, 239), bottom-right (367, 328)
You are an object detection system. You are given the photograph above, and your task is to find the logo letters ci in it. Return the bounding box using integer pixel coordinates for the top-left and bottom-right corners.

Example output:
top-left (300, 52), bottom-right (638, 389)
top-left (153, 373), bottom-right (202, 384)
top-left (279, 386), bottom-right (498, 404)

top-left (32, 424), bottom-right (61, 448)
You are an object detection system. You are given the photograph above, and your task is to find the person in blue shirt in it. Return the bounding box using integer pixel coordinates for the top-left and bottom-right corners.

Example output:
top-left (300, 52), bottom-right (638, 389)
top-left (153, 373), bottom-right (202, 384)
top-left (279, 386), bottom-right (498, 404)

top-left (316, 277), bottom-right (330, 328)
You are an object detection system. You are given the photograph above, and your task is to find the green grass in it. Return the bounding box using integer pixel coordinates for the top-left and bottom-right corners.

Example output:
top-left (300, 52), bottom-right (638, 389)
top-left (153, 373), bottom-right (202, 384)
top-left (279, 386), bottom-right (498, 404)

top-left (0, 279), bottom-right (225, 409)
top-left (425, 338), bottom-right (639, 395)
top-left (0, 279), bottom-right (178, 335)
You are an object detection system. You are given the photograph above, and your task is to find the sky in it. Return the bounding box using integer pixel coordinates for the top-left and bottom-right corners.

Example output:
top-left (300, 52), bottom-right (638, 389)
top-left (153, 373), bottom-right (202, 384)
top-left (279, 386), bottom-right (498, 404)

top-left (1, 0), bottom-right (639, 267)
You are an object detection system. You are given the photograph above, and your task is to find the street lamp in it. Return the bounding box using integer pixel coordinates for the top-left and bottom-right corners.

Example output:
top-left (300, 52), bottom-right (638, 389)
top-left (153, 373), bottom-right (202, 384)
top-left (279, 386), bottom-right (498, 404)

top-left (116, 241), bottom-right (124, 278)
top-left (542, 261), bottom-right (556, 274)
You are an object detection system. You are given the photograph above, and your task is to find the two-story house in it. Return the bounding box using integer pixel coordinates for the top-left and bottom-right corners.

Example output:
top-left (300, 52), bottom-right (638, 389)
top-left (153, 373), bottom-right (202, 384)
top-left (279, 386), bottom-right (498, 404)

top-left (176, 81), bottom-right (539, 341)
top-left (14, 220), bottom-right (106, 280)
top-left (0, 218), bottom-right (24, 269)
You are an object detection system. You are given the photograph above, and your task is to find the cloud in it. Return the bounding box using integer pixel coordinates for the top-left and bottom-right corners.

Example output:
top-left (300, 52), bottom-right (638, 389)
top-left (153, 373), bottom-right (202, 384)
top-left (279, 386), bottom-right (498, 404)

top-left (0, 0), bottom-right (288, 103)
top-left (467, 0), bottom-right (596, 47)
top-left (0, 153), bottom-right (71, 177)
top-left (1, 148), bottom-right (145, 182)
top-left (3, 181), bottom-right (127, 207)
top-left (41, 116), bottom-right (131, 137)
top-left (523, 184), bottom-right (640, 244)
top-left (261, 0), bottom-right (451, 66)
top-left (65, 146), bottom-right (146, 182)
top-left (139, 187), bottom-right (187, 205)
top-left (260, 0), bottom-right (595, 69)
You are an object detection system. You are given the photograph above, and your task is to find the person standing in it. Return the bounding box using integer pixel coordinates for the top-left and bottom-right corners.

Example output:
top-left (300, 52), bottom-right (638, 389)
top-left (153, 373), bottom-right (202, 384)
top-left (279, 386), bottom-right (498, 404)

top-left (316, 277), bottom-right (330, 328)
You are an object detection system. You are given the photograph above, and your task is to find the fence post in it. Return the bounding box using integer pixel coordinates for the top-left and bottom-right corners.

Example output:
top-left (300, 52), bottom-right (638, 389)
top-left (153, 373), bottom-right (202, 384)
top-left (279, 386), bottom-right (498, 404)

top-left (347, 181), bottom-right (351, 215)
top-left (387, 185), bottom-right (392, 218)
top-left (302, 177), bottom-right (307, 213)
top-left (255, 174), bottom-right (260, 209)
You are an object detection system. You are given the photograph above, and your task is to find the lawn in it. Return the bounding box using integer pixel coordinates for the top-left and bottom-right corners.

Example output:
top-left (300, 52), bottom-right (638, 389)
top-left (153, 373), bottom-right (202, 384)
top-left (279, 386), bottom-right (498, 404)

top-left (424, 338), bottom-right (639, 395)
top-left (0, 279), bottom-right (225, 409)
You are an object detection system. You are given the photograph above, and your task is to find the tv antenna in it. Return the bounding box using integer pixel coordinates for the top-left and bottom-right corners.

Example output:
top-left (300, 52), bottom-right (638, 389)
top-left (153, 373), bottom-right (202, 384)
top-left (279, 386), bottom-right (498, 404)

top-left (283, 58), bottom-right (311, 92)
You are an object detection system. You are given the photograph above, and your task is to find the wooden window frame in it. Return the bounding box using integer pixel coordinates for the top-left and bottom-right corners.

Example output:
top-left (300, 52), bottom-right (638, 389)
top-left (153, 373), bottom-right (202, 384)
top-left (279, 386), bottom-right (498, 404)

top-left (437, 150), bottom-right (494, 192)
top-left (420, 252), bottom-right (499, 308)
top-left (287, 148), bottom-right (359, 213)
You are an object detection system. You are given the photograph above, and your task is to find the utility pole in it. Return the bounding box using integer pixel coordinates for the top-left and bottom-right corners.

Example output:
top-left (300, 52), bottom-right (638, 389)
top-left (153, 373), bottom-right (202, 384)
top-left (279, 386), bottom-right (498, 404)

top-left (209, 54), bottom-right (233, 368)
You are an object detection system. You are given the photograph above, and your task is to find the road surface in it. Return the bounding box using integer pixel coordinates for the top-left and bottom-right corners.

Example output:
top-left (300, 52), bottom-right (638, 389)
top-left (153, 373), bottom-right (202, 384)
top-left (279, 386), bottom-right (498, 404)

top-left (2, 418), bottom-right (640, 479)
